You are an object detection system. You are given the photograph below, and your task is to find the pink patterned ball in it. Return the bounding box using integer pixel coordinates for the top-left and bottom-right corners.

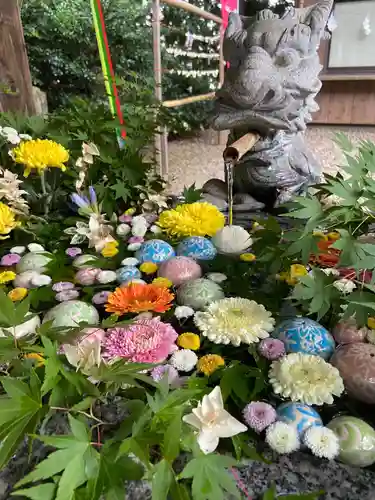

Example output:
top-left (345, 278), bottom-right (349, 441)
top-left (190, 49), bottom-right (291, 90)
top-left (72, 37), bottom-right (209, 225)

top-left (75, 267), bottom-right (100, 286)
top-left (157, 256), bottom-right (202, 287)
top-left (333, 318), bottom-right (367, 345)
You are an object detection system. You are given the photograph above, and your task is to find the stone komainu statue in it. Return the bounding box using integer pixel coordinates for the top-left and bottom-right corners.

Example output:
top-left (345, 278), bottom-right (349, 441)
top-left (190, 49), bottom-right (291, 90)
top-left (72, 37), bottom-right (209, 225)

top-left (203, 0), bottom-right (333, 213)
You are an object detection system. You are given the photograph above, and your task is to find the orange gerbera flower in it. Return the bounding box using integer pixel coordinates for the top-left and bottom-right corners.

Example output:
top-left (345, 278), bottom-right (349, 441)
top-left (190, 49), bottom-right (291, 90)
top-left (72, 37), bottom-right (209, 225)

top-left (105, 283), bottom-right (175, 315)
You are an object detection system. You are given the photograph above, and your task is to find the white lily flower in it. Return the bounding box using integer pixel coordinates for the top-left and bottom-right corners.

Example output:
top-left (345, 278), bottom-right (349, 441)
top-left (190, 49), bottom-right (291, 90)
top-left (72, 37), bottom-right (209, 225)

top-left (183, 386), bottom-right (247, 454)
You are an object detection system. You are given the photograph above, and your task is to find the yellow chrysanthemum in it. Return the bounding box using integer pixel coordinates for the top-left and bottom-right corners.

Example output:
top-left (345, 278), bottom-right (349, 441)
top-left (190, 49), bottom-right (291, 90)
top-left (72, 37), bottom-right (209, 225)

top-left (197, 354), bottom-right (225, 376)
top-left (327, 232), bottom-right (340, 241)
top-left (157, 202), bottom-right (225, 238)
top-left (140, 262), bottom-right (158, 274)
top-left (0, 203), bottom-right (20, 239)
top-left (12, 139), bottom-right (69, 177)
top-left (240, 252), bottom-right (256, 262)
top-left (101, 241), bottom-right (119, 258)
top-left (152, 277), bottom-right (173, 288)
top-left (279, 264), bottom-right (308, 285)
top-left (368, 317), bottom-right (375, 330)
top-left (177, 332), bottom-right (200, 351)
top-left (24, 353), bottom-right (45, 367)
top-left (0, 271), bottom-right (16, 284)
top-left (313, 231), bottom-right (328, 241)
top-left (8, 287), bottom-right (28, 302)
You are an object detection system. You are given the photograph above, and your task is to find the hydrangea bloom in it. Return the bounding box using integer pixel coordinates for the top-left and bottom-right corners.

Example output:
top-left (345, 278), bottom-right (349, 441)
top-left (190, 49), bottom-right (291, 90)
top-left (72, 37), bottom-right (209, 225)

top-left (103, 318), bottom-right (178, 363)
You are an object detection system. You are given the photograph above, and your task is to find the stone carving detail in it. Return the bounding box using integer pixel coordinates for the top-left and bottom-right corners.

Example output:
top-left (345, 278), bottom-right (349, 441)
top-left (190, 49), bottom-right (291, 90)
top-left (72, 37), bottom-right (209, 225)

top-left (203, 0), bottom-right (333, 214)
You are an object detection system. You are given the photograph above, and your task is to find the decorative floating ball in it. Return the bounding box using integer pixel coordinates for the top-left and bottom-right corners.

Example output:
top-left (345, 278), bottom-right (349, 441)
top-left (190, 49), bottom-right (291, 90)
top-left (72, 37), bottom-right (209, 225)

top-left (136, 239), bottom-right (175, 264)
top-left (327, 416), bottom-right (375, 467)
top-left (0, 314), bottom-right (40, 339)
top-left (43, 300), bottom-right (99, 330)
top-left (276, 402), bottom-right (323, 437)
top-left (273, 317), bottom-right (335, 360)
top-left (177, 237), bottom-right (217, 261)
top-left (212, 225), bottom-right (252, 255)
top-left (16, 253), bottom-right (52, 274)
top-left (116, 266), bottom-right (141, 284)
top-left (73, 254), bottom-right (99, 269)
top-left (158, 256), bottom-right (202, 287)
top-left (176, 278), bottom-right (224, 310)
top-left (333, 318), bottom-right (367, 345)
top-left (331, 343), bottom-right (375, 404)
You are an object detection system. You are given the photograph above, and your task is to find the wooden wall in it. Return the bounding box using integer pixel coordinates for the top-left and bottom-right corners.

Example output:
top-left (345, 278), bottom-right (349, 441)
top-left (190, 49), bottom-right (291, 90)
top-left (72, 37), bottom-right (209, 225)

top-left (0, 0), bottom-right (35, 114)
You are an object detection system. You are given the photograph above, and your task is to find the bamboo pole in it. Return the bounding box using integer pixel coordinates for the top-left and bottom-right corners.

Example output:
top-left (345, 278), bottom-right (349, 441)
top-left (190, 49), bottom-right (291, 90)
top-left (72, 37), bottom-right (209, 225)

top-left (161, 0), bottom-right (223, 24)
top-left (223, 132), bottom-right (260, 161)
top-left (163, 92), bottom-right (215, 108)
top-left (152, 0), bottom-right (169, 177)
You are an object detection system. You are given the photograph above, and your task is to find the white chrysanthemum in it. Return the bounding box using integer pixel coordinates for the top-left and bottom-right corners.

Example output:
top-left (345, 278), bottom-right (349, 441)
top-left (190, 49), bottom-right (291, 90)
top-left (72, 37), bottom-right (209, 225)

top-left (303, 426), bottom-right (340, 460)
top-left (28, 243), bottom-right (45, 253)
top-left (265, 422), bottom-right (300, 454)
top-left (11, 246), bottom-right (26, 255)
top-left (170, 349), bottom-right (198, 372)
top-left (206, 272), bottom-right (227, 283)
top-left (333, 279), bottom-right (356, 294)
top-left (96, 270), bottom-right (117, 284)
top-left (116, 224), bottom-right (131, 237)
top-left (194, 297), bottom-right (275, 346)
top-left (269, 353), bottom-right (344, 406)
top-left (31, 274), bottom-right (52, 287)
top-left (175, 305), bottom-right (195, 319)
top-left (322, 268), bottom-right (340, 277)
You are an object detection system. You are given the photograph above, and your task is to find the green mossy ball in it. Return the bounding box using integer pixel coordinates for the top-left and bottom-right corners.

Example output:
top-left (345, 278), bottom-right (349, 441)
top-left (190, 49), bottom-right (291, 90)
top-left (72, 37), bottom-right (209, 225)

top-left (176, 278), bottom-right (224, 310)
top-left (43, 300), bottom-right (100, 329)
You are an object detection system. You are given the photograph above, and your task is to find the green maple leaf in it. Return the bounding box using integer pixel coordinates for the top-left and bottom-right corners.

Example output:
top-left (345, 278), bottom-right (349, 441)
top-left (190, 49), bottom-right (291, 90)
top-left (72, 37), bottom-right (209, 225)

top-left (110, 182), bottom-right (130, 201)
top-left (182, 183), bottom-right (203, 203)
top-left (0, 371), bottom-right (45, 469)
top-left (180, 454), bottom-right (240, 500)
top-left (292, 270), bottom-right (338, 319)
top-left (16, 415), bottom-right (99, 500)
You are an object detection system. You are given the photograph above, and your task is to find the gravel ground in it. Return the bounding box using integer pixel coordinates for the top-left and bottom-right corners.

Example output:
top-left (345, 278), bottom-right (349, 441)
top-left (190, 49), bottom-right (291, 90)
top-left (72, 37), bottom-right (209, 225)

top-left (167, 125), bottom-right (375, 192)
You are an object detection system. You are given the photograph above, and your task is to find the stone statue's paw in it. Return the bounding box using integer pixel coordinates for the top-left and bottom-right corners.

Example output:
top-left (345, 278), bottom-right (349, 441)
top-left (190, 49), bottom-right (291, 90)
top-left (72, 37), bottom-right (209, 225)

top-left (233, 193), bottom-right (265, 211)
top-left (202, 179), bottom-right (227, 200)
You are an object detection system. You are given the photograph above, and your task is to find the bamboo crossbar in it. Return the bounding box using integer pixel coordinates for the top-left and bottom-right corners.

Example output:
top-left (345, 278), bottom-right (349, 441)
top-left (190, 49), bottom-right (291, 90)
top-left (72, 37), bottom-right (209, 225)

top-left (162, 92), bottom-right (216, 108)
top-left (160, 0), bottom-right (223, 24)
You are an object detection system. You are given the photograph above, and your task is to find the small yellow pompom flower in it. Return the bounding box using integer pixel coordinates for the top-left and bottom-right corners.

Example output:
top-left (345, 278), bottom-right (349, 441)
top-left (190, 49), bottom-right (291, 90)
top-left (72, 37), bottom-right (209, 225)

top-left (140, 262), bottom-right (158, 274)
top-left (12, 139), bottom-right (69, 177)
top-left (24, 353), bottom-right (45, 367)
top-left (0, 271), bottom-right (16, 284)
top-left (177, 332), bottom-right (200, 351)
top-left (313, 231), bottom-right (328, 241)
top-left (101, 241), bottom-right (119, 258)
top-left (327, 232), bottom-right (340, 241)
top-left (240, 253), bottom-right (256, 262)
top-left (152, 277), bottom-right (173, 288)
top-left (8, 287), bottom-right (28, 302)
top-left (125, 208), bottom-right (136, 215)
top-left (280, 264), bottom-right (308, 285)
top-left (368, 317), bottom-right (375, 330)
top-left (197, 354), bottom-right (225, 376)
top-left (157, 202), bottom-right (225, 238)
top-left (0, 203), bottom-right (20, 239)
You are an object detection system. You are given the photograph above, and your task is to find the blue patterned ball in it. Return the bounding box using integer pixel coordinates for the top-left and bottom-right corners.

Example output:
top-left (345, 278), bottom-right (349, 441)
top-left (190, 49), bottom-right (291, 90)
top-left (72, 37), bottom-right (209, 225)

top-left (136, 239), bottom-right (175, 264)
top-left (273, 317), bottom-right (335, 360)
top-left (276, 402), bottom-right (323, 436)
top-left (177, 237), bottom-right (217, 261)
top-left (116, 266), bottom-right (141, 284)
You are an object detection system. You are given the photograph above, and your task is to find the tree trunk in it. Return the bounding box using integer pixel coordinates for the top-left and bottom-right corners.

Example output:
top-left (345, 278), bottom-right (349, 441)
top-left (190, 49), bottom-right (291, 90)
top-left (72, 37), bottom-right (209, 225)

top-left (0, 0), bottom-right (35, 114)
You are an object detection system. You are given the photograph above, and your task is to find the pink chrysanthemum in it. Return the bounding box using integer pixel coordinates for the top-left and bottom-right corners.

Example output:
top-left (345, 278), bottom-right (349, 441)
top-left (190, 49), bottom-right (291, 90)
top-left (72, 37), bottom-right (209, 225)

top-left (243, 401), bottom-right (277, 433)
top-left (103, 317), bottom-right (178, 363)
top-left (151, 364), bottom-right (179, 384)
top-left (258, 338), bottom-right (285, 360)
